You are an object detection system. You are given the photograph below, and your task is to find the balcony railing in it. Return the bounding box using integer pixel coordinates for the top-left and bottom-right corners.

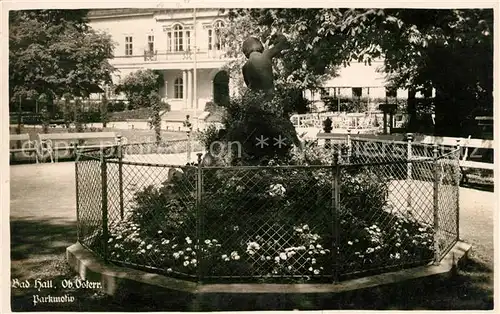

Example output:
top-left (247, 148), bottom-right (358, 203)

top-left (142, 48), bottom-right (227, 62)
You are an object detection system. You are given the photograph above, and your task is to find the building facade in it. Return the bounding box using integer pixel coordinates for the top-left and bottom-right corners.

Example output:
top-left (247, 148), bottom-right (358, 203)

top-left (88, 9), bottom-right (412, 113)
top-left (88, 8), bottom-right (235, 112)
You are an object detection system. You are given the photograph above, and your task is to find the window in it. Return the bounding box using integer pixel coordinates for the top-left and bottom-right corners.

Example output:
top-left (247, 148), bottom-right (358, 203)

top-left (208, 21), bottom-right (225, 50)
top-left (385, 86), bottom-right (397, 98)
top-left (173, 25), bottom-right (183, 52)
top-left (352, 87), bottom-right (362, 98)
top-left (208, 29), bottom-right (213, 50)
top-left (147, 35), bottom-right (154, 52)
top-left (125, 36), bottom-right (133, 56)
top-left (174, 77), bottom-right (183, 99)
top-left (186, 31), bottom-right (191, 51)
top-left (167, 32), bottom-right (172, 52)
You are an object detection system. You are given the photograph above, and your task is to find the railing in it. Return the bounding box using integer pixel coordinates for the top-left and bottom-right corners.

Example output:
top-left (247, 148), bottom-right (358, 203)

top-left (141, 48), bottom-right (228, 62)
top-left (291, 112), bottom-right (409, 131)
top-left (75, 140), bottom-right (460, 284)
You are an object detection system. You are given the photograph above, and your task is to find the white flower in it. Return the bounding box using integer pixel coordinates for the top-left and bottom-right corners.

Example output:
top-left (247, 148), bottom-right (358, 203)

top-left (230, 251), bottom-right (238, 258)
top-left (309, 267), bottom-right (313, 272)
top-left (366, 248), bottom-right (375, 254)
top-left (212, 239), bottom-right (218, 243)
top-left (186, 237), bottom-right (192, 244)
top-left (140, 241), bottom-right (145, 246)
top-left (158, 230), bottom-right (163, 234)
top-left (275, 256), bottom-right (280, 263)
top-left (186, 247), bottom-right (192, 252)
top-left (108, 238), bottom-right (113, 243)
top-left (287, 251), bottom-right (295, 258)
top-left (146, 244), bottom-right (153, 250)
top-left (320, 250), bottom-right (326, 254)
top-left (314, 269), bottom-right (320, 275)
top-left (116, 235), bottom-right (122, 240)
top-left (266, 256), bottom-right (271, 261)
top-left (312, 258), bottom-right (317, 264)
top-left (191, 259), bottom-right (197, 265)
top-left (167, 268), bottom-right (172, 272)
top-left (183, 261), bottom-right (189, 267)
top-left (233, 226), bottom-right (239, 231)
top-left (205, 239), bottom-right (211, 244)
top-left (347, 241), bottom-right (353, 245)
top-left (173, 252), bottom-right (180, 259)
top-left (303, 224), bottom-right (309, 231)
top-left (234, 255), bottom-right (240, 260)
top-left (140, 249), bottom-right (146, 253)
top-left (280, 253), bottom-right (287, 260)
top-left (309, 244), bottom-right (315, 250)
top-left (221, 254), bottom-right (228, 259)
top-left (394, 253), bottom-right (401, 259)
top-left (179, 250), bottom-right (184, 255)
top-left (395, 242), bottom-right (401, 247)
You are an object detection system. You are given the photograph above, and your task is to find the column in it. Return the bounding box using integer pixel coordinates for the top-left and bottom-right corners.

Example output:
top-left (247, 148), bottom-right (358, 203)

top-left (164, 72), bottom-right (168, 100)
top-left (182, 69), bottom-right (188, 109)
top-left (187, 69), bottom-right (193, 109)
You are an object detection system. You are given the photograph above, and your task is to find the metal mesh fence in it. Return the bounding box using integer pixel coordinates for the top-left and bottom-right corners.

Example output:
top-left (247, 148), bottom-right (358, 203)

top-left (75, 139), bottom-right (460, 283)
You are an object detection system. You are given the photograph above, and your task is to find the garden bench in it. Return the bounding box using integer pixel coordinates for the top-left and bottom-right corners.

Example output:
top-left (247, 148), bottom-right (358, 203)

top-left (10, 133), bottom-right (38, 163)
top-left (38, 132), bottom-right (119, 163)
top-left (420, 135), bottom-right (494, 183)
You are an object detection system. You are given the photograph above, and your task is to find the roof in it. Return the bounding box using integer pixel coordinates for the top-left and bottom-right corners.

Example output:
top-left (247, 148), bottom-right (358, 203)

top-left (87, 9), bottom-right (157, 18)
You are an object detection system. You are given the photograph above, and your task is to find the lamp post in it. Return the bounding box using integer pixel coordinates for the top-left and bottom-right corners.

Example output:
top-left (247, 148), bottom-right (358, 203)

top-left (184, 115), bottom-right (193, 164)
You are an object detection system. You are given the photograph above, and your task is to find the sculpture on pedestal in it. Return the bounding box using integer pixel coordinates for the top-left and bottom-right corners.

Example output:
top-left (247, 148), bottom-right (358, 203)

top-left (242, 34), bottom-right (289, 97)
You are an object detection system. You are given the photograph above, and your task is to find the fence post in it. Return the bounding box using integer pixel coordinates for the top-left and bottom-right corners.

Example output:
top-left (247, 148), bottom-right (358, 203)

top-left (75, 154), bottom-right (80, 242)
top-left (455, 140), bottom-right (461, 241)
top-left (331, 154), bottom-right (340, 283)
top-left (117, 135), bottom-right (124, 220)
top-left (101, 154), bottom-right (109, 264)
top-left (432, 144), bottom-right (441, 265)
top-left (406, 133), bottom-right (414, 213)
top-left (196, 153), bottom-right (204, 283)
top-left (347, 129), bottom-right (352, 164)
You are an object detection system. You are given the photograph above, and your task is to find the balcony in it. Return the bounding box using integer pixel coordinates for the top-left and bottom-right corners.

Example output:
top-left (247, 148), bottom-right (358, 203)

top-left (142, 48), bottom-right (228, 62)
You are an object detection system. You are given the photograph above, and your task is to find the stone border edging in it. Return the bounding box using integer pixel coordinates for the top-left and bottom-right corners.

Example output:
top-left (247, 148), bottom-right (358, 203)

top-left (67, 241), bottom-right (470, 296)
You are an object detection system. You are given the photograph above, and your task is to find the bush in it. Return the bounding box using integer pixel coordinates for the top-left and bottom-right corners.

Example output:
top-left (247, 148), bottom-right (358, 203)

top-left (204, 101), bottom-right (217, 113)
top-left (103, 146), bottom-right (434, 281)
top-left (115, 69), bottom-right (164, 109)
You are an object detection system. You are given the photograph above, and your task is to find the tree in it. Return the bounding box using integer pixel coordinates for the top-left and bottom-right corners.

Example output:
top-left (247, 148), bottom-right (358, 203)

top-left (9, 10), bottom-right (115, 115)
top-left (223, 9), bottom-right (493, 136)
top-left (148, 91), bottom-right (162, 144)
top-left (62, 93), bottom-right (73, 128)
top-left (100, 93), bottom-right (109, 128)
top-left (115, 69), bottom-right (164, 109)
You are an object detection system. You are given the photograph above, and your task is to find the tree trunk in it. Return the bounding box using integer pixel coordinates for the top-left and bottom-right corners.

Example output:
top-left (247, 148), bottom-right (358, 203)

top-left (406, 88), bottom-right (417, 133)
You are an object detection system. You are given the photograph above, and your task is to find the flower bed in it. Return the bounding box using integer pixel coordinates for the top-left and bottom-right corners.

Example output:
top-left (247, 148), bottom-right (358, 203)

top-left (92, 156), bottom-right (436, 283)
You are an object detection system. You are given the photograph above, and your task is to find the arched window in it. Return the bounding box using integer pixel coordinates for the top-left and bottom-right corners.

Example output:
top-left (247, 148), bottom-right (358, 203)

top-left (173, 24), bottom-right (184, 52)
top-left (209, 20), bottom-right (225, 51)
top-left (174, 77), bottom-right (183, 99)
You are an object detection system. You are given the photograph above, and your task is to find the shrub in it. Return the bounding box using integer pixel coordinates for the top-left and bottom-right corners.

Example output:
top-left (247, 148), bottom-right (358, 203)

top-left (204, 101), bottom-right (217, 113)
top-left (114, 69), bottom-right (164, 109)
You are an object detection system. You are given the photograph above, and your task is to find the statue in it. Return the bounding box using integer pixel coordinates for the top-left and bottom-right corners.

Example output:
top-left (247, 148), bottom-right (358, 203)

top-left (242, 34), bottom-right (289, 98)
